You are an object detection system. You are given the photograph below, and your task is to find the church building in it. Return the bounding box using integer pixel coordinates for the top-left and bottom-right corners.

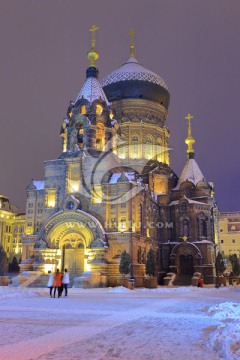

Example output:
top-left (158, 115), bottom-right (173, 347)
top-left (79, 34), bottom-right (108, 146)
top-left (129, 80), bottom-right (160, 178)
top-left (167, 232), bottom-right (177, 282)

top-left (21, 27), bottom-right (218, 286)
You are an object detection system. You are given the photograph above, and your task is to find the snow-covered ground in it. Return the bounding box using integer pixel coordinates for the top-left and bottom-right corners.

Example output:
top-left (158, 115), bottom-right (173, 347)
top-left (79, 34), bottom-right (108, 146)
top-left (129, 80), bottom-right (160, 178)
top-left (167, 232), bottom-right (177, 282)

top-left (0, 285), bottom-right (239, 360)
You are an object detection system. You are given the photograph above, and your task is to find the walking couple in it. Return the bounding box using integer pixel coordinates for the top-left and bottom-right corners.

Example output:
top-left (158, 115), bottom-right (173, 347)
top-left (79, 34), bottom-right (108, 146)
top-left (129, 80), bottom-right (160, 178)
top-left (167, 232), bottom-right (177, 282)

top-left (47, 268), bottom-right (70, 298)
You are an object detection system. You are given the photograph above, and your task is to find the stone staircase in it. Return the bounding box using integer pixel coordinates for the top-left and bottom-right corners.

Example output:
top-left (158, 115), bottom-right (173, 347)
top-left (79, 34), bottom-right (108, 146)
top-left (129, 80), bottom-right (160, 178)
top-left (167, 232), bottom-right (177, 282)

top-left (173, 275), bottom-right (192, 286)
top-left (27, 275), bottom-right (49, 287)
top-left (11, 272), bottom-right (80, 288)
top-left (11, 272), bottom-right (45, 287)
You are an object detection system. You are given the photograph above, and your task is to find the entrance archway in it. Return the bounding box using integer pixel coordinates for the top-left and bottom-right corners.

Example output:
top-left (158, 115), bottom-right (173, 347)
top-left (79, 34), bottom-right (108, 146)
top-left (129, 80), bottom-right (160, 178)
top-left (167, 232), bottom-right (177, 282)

top-left (170, 242), bottom-right (202, 276)
top-left (37, 209), bottom-right (107, 275)
top-left (179, 254), bottom-right (193, 275)
top-left (62, 241), bottom-right (85, 276)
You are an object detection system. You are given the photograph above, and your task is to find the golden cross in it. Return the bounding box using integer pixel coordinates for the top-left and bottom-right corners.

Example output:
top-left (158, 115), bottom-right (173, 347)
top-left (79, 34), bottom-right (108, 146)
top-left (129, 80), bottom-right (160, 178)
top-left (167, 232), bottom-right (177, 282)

top-left (128, 29), bottom-right (136, 57)
top-left (128, 29), bottom-right (136, 45)
top-left (185, 113), bottom-right (194, 138)
top-left (89, 25), bottom-right (99, 48)
top-left (185, 113), bottom-right (193, 122)
top-left (182, 236), bottom-right (188, 241)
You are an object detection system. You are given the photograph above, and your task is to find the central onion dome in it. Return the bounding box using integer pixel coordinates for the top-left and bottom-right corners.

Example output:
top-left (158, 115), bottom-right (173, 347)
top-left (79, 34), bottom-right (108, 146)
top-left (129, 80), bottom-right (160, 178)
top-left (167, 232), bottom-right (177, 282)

top-left (102, 51), bottom-right (170, 110)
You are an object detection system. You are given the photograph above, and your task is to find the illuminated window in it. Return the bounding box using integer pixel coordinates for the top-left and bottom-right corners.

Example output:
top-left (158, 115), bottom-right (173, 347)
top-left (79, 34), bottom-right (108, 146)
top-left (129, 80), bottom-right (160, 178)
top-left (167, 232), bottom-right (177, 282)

top-left (96, 124), bottom-right (104, 150)
top-left (146, 136), bottom-right (153, 159)
top-left (96, 104), bottom-right (103, 115)
top-left (120, 217), bottom-right (127, 231)
top-left (46, 189), bottom-right (57, 208)
top-left (156, 138), bottom-right (163, 162)
top-left (118, 135), bottom-right (126, 159)
top-left (132, 136), bottom-right (139, 159)
top-left (67, 163), bottom-right (80, 193)
top-left (109, 110), bottom-right (114, 119)
top-left (91, 185), bottom-right (102, 204)
top-left (81, 105), bottom-right (86, 114)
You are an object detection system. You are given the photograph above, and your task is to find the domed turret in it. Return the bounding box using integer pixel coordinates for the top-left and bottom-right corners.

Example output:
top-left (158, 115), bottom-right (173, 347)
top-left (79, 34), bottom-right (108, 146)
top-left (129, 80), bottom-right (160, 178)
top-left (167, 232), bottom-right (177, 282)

top-left (75, 25), bottom-right (109, 106)
top-left (102, 39), bottom-right (170, 109)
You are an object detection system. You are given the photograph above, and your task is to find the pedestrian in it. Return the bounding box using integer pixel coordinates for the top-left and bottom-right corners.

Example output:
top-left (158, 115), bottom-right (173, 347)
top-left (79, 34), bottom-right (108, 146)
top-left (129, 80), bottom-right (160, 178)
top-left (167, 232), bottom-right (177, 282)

top-left (197, 277), bottom-right (204, 288)
top-left (62, 268), bottom-right (70, 296)
top-left (47, 270), bottom-right (54, 297)
top-left (53, 269), bottom-right (63, 298)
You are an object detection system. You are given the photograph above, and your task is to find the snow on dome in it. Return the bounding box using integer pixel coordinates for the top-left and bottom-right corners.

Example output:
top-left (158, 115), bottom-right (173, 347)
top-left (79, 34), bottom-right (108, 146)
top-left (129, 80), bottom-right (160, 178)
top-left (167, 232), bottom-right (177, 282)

top-left (102, 56), bottom-right (168, 90)
top-left (174, 158), bottom-right (205, 190)
top-left (33, 180), bottom-right (44, 190)
top-left (108, 172), bottom-right (135, 184)
top-left (75, 77), bottom-right (110, 105)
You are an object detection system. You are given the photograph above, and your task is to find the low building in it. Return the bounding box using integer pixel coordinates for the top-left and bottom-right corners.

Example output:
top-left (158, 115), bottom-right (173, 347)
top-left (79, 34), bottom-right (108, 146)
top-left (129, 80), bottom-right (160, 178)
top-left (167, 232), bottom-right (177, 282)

top-left (219, 212), bottom-right (240, 258)
top-left (0, 195), bottom-right (25, 261)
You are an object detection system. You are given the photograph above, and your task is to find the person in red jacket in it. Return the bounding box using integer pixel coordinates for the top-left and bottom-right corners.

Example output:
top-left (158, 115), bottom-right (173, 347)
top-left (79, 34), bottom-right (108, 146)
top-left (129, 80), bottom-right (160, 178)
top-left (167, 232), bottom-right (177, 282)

top-left (197, 277), bottom-right (204, 288)
top-left (53, 269), bottom-right (63, 298)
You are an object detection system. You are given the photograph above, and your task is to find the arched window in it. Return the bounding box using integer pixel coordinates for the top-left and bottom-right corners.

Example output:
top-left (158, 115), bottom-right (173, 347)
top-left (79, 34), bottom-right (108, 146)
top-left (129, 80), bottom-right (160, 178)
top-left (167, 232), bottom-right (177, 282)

top-left (140, 204), bottom-right (144, 235)
top-left (146, 136), bottom-right (153, 159)
top-left (156, 138), bottom-right (163, 162)
top-left (96, 104), bottom-right (103, 115)
top-left (183, 219), bottom-right (189, 237)
top-left (118, 135), bottom-right (126, 159)
top-left (80, 105), bottom-right (86, 115)
top-left (77, 243), bottom-right (84, 249)
top-left (77, 125), bottom-right (84, 146)
top-left (132, 135), bottom-right (139, 158)
top-left (96, 124), bottom-right (104, 150)
top-left (65, 243), bottom-right (72, 249)
top-left (186, 187), bottom-right (191, 198)
top-left (199, 218), bottom-right (207, 238)
top-left (181, 202), bottom-right (187, 211)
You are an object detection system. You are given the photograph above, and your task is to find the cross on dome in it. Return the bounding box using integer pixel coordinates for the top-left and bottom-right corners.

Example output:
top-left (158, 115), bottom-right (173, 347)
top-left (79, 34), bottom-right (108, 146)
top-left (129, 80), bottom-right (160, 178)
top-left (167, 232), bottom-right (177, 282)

top-left (128, 29), bottom-right (136, 58)
top-left (87, 25), bottom-right (99, 67)
top-left (185, 113), bottom-right (195, 158)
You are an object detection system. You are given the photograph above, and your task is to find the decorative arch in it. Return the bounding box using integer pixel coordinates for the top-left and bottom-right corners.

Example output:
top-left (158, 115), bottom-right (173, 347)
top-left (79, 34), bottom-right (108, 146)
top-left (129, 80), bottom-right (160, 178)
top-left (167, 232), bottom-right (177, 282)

top-left (170, 242), bottom-right (203, 275)
top-left (37, 209), bottom-right (106, 250)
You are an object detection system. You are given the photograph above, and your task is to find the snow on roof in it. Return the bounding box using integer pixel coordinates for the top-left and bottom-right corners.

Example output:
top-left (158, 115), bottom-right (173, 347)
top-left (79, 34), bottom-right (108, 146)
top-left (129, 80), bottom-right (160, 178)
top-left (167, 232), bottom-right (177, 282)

top-left (102, 56), bottom-right (168, 90)
top-left (33, 180), bottom-right (44, 190)
top-left (174, 158), bottom-right (205, 190)
top-left (108, 172), bottom-right (135, 184)
top-left (75, 77), bottom-right (109, 105)
top-left (169, 199), bottom-right (208, 206)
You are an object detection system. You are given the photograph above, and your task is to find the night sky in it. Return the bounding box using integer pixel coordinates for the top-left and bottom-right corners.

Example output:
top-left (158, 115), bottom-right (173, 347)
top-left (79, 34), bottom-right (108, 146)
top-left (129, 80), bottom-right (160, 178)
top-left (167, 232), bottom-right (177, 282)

top-left (0, 0), bottom-right (240, 212)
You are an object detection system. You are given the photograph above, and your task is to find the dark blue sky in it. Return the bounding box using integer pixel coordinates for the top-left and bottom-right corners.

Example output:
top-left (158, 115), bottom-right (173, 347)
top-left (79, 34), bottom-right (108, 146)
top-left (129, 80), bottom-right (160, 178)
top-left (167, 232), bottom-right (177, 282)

top-left (0, 0), bottom-right (239, 211)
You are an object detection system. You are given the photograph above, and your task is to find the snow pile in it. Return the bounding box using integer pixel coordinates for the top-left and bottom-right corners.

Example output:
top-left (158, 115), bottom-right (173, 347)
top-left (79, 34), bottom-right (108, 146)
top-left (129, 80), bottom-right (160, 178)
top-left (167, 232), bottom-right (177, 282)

top-left (137, 286), bottom-right (230, 294)
top-left (207, 302), bottom-right (240, 359)
top-left (207, 302), bottom-right (240, 320)
top-left (108, 286), bottom-right (132, 293)
top-left (0, 288), bottom-right (46, 299)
